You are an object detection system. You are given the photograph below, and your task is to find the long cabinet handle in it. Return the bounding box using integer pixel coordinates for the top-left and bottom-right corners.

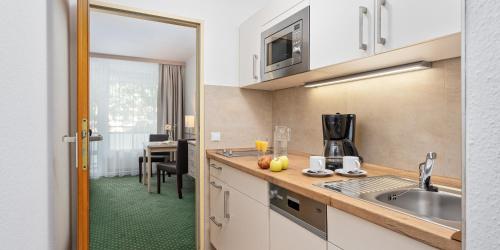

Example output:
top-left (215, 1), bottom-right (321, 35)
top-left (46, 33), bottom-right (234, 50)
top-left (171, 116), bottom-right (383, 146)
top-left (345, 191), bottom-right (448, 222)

top-left (358, 6), bottom-right (368, 50)
top-left (210, 181), bottom-right (222, 190)
top-left (209, 216), bottom-right (222, 228)
top-left (210, 163), bottom-right (222, 171)
top-left (224, 190), bottom-right (230, 219)
top-left (252, 54), bottom-right (259, 80)
top-left (376, 0), bottom-right (386, 45)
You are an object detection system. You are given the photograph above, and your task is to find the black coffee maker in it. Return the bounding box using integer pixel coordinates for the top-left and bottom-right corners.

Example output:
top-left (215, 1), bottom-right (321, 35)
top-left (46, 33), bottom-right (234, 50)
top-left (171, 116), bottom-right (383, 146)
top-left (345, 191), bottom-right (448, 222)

top-left (322, 113), bottom-right (361, 170)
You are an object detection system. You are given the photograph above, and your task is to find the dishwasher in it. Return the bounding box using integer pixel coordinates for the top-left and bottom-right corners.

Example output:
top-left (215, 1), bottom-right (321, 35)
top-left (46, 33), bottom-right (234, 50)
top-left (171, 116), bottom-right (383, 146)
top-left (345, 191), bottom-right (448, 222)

top-left (269, 183), bottom-right (327, 250)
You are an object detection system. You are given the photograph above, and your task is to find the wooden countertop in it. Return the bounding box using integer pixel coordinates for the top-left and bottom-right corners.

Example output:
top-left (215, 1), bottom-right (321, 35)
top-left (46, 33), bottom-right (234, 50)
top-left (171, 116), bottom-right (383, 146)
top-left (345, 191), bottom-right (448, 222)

top-left (206, 150), bottom-right (462, 250)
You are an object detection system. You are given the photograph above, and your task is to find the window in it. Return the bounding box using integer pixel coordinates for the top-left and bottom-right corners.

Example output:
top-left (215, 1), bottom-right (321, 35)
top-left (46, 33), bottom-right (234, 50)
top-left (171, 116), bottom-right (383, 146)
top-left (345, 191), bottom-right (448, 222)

top-left (89, 57), bottom-right (159, 178)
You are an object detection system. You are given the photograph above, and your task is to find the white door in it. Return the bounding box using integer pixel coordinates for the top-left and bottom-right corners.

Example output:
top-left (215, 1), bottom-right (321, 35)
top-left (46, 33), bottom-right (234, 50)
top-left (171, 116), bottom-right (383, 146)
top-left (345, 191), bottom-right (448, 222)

top-left (220, 185), bottom-right (269, 250)
top-left (270, 210), bottom-right (327, 250)
top-left (374, 0), bottom-right (460, 53)
top-left (310, 0), bottom-right (374, 69)
top-left (239, 17), bottom-right (261, 86)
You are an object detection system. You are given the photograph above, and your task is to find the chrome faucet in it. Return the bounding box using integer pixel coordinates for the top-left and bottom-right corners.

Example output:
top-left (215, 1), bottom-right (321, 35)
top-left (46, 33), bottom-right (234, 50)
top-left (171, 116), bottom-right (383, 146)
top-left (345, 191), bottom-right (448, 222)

top-left (419, 152), bottom-right (438, 192)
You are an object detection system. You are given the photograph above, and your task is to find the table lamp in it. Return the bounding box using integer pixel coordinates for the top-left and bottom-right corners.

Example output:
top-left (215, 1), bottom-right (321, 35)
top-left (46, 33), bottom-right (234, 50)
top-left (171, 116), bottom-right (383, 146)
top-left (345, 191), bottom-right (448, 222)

top-left (185, 115), bottom-right (195, 138)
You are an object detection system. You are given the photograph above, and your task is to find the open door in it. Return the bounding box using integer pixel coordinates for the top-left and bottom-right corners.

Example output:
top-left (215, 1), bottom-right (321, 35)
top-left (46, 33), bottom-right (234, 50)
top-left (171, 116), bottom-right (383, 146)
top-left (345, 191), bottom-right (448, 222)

top-left (77, 0), bottom-right (90, 249)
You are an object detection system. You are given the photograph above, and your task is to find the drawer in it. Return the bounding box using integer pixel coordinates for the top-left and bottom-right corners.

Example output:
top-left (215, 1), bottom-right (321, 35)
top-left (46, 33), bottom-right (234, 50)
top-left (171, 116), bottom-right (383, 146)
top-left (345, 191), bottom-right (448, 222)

top-left (209, 160), bottom-right (269, 206)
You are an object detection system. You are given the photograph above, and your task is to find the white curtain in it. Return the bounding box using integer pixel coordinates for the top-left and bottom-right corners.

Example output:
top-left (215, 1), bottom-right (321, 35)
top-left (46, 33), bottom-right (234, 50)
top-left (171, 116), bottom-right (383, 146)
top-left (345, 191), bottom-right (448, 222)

top-left (89, 57), bottom-right (159, 179)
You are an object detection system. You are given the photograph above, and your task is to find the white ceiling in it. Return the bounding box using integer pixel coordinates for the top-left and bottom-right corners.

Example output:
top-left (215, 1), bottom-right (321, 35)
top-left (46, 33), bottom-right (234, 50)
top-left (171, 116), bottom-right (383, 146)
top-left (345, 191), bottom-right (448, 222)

top-left (90, 11), bottom-right (196, 62)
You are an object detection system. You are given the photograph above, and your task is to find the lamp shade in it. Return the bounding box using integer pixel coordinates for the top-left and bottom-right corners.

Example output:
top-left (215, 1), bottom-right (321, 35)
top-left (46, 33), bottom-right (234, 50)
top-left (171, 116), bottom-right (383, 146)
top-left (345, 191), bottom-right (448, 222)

top-left (185, 115), bottom-right (195, 128)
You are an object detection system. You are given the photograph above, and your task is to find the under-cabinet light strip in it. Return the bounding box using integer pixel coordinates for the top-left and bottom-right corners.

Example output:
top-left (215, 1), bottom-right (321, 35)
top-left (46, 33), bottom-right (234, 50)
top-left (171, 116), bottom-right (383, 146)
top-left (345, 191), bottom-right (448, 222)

top-left (304, 61), bottom-right (432, 88)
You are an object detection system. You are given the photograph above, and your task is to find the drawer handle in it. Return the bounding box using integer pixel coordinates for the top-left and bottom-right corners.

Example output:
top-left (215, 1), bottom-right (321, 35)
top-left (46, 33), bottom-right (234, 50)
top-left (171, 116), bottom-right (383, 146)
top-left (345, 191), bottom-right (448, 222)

top-left (358, 6), bottom-right (368, 50)
top-left (210, 163), bottom-right (222, 171)
top-left (210, 181), bottom-right (222, 190)
top-left (376, 0), bottom-right (386, 45)
top-left (209, 216), bottom-right (222, 228)
top-left (252, 54), bottom-right (259, 80)
top-left (224, 190), bottom-right (230, 219)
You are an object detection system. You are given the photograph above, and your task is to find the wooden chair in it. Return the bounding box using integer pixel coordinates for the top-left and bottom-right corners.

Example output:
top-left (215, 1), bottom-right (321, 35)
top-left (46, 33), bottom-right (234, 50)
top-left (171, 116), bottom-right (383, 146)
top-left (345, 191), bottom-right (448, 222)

top-left (138, 134), bottom-right (170, 183)
top-left (156, 139), bottom-right (188, 198)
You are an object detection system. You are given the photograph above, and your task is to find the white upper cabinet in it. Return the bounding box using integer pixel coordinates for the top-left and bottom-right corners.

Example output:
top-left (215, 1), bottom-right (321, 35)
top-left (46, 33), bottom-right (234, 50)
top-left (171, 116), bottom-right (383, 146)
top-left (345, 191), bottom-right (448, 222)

top-left (239, 18), bottom-right (261, 86)
top-left (374, 0), bottom-right (460, 53)
top-left (310, 0), bottom-right (375, 70)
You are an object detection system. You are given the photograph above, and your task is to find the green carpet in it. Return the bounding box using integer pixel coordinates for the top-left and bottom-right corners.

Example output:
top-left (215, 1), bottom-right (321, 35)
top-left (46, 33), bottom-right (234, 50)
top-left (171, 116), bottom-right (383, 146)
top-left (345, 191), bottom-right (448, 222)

top-left (90, 175), bottom-right (196, 250)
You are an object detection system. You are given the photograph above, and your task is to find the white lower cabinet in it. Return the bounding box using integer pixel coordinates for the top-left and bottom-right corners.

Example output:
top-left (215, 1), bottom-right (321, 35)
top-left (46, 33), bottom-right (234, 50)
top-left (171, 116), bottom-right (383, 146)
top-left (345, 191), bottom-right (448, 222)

top-left (209, 160), bottom-right (269, 250)
top-left (220, 184), bottom-right (269, 250)
top-left (270, 209), bottom-right (327, 250)
top-left (327, 206), bottom-right (436, 250)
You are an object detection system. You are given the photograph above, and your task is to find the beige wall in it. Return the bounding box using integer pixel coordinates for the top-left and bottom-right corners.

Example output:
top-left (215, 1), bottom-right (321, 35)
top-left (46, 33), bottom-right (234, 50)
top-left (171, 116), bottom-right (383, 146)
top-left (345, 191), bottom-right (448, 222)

top-left (273, 58), bottom-right (461, 178)
top-left (204, 85), bottom-right (273, 149)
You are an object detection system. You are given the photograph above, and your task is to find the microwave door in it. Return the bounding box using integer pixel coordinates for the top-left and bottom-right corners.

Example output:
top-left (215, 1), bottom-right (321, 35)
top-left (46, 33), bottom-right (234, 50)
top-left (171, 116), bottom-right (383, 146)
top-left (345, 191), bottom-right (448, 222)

top-left (264, 21), bottom-right (301, 73)
top-left (267, 33), bottom-right (293, 66)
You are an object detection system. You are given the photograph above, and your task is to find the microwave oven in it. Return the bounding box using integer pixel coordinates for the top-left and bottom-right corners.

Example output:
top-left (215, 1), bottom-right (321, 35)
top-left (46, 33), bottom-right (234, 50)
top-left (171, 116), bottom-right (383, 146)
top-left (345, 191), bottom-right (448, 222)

top-left (261, 6), bottom-right (310, 81)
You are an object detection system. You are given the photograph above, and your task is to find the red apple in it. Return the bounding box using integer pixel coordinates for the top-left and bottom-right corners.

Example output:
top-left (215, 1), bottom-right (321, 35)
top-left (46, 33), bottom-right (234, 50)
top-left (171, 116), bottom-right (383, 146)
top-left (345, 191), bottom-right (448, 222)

top-left (258, 155), bottom-right (272, 169)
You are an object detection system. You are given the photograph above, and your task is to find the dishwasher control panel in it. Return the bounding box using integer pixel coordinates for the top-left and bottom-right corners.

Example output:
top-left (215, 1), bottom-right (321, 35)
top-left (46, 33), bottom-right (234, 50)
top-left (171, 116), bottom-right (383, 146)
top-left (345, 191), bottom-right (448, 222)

top-left (269, 183), bottom-right (327, 239)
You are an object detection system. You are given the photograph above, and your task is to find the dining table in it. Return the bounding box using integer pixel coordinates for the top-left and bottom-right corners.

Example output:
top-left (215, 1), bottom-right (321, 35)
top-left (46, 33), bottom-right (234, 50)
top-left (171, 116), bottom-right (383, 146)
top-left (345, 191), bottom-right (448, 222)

top-left (142, 140), bottom-right (178, 193)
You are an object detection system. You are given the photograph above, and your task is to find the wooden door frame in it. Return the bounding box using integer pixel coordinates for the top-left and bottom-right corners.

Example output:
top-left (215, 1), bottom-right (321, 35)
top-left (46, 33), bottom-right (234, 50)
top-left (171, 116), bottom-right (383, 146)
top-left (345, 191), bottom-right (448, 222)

top-left (76, 0), bottom-right (90, 249)
top-left (77, 1), bottom-right (205, 249)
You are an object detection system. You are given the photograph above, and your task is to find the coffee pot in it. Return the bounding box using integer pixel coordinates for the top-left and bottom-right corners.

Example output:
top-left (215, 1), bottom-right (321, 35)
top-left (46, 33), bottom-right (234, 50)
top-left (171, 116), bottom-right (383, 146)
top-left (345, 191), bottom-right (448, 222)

top-left (322, 113), bottom-right (361, 170)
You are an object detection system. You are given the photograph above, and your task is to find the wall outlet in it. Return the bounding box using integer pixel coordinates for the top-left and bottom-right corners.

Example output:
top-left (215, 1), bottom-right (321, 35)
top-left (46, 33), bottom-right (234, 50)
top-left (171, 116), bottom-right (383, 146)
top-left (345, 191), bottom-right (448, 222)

top-left (211, 132), bottom-right (221, 141)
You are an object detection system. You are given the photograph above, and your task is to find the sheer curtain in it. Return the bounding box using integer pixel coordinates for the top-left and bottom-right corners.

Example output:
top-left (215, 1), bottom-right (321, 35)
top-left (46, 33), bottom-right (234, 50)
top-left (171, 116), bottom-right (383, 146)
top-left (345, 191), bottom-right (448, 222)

top-left (89, 57), bottom-right (159, 179)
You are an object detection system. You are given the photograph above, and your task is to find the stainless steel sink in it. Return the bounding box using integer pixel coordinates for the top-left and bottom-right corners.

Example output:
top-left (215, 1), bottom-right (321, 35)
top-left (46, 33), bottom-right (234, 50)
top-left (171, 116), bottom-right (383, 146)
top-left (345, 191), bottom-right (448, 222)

top-left (366, 188), bottom-right (461, 229)
top-left (318, 176), bottom-right (462, 230)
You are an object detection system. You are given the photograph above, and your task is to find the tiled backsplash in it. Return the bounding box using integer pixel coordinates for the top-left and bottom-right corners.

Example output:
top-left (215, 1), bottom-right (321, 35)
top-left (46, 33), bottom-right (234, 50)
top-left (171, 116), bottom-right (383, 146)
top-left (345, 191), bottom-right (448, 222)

top-left (204, 58), bottom-right (461, 178)
top-left (272, 58), bottom-right (461, 178)
top-left (204, 85), bottom-right (273, 149)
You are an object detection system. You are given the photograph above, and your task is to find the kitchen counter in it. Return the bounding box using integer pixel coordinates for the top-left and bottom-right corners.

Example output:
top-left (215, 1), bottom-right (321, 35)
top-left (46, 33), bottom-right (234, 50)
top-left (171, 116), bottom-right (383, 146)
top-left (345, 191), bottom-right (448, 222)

top-left (206, 150), bottom-right (461, 250)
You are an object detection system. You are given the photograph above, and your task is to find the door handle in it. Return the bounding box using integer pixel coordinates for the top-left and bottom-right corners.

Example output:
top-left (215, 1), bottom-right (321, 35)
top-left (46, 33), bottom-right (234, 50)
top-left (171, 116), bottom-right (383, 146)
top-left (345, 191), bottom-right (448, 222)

top-left (63, 132), bottom-right (79, 168)
top-left (252, 54), bottom-right (259, 81)
top-left (358, 6), bottom-right (368, 50)
top-left (224, 190), bottom-right (230, 219)
top-left (89, 134), bottom-right (103, 142)
top-left (376, 0), bottom-right (386, 45)
top-left (63, 131), bottom-right (103, 142)
top-left (62, 134), bottom-right (76, 143)
top-left (209, 216), bottom-right (222, 228)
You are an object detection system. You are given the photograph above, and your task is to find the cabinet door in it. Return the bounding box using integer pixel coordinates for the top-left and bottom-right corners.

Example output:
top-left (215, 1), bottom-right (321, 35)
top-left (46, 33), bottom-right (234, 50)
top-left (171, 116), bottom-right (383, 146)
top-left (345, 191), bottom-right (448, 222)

top-left (375, 0), bottom-right (460, 53)
top-left (239, 17), bottom-right (261, 86)
top-left (327, 207), bottom-right (435, 250)
top-left (310, 0), bottom-right (374, 70)
top-left (220, 185), bottom-right (269, 250)
top-left (270, 210), bottom-right (327, 250)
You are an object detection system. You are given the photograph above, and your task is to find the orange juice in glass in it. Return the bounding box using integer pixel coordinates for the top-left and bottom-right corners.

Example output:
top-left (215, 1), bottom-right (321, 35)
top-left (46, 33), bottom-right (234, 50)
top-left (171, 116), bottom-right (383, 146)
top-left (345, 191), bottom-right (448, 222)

top-left (255, 138), bottom-right (271, 169)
